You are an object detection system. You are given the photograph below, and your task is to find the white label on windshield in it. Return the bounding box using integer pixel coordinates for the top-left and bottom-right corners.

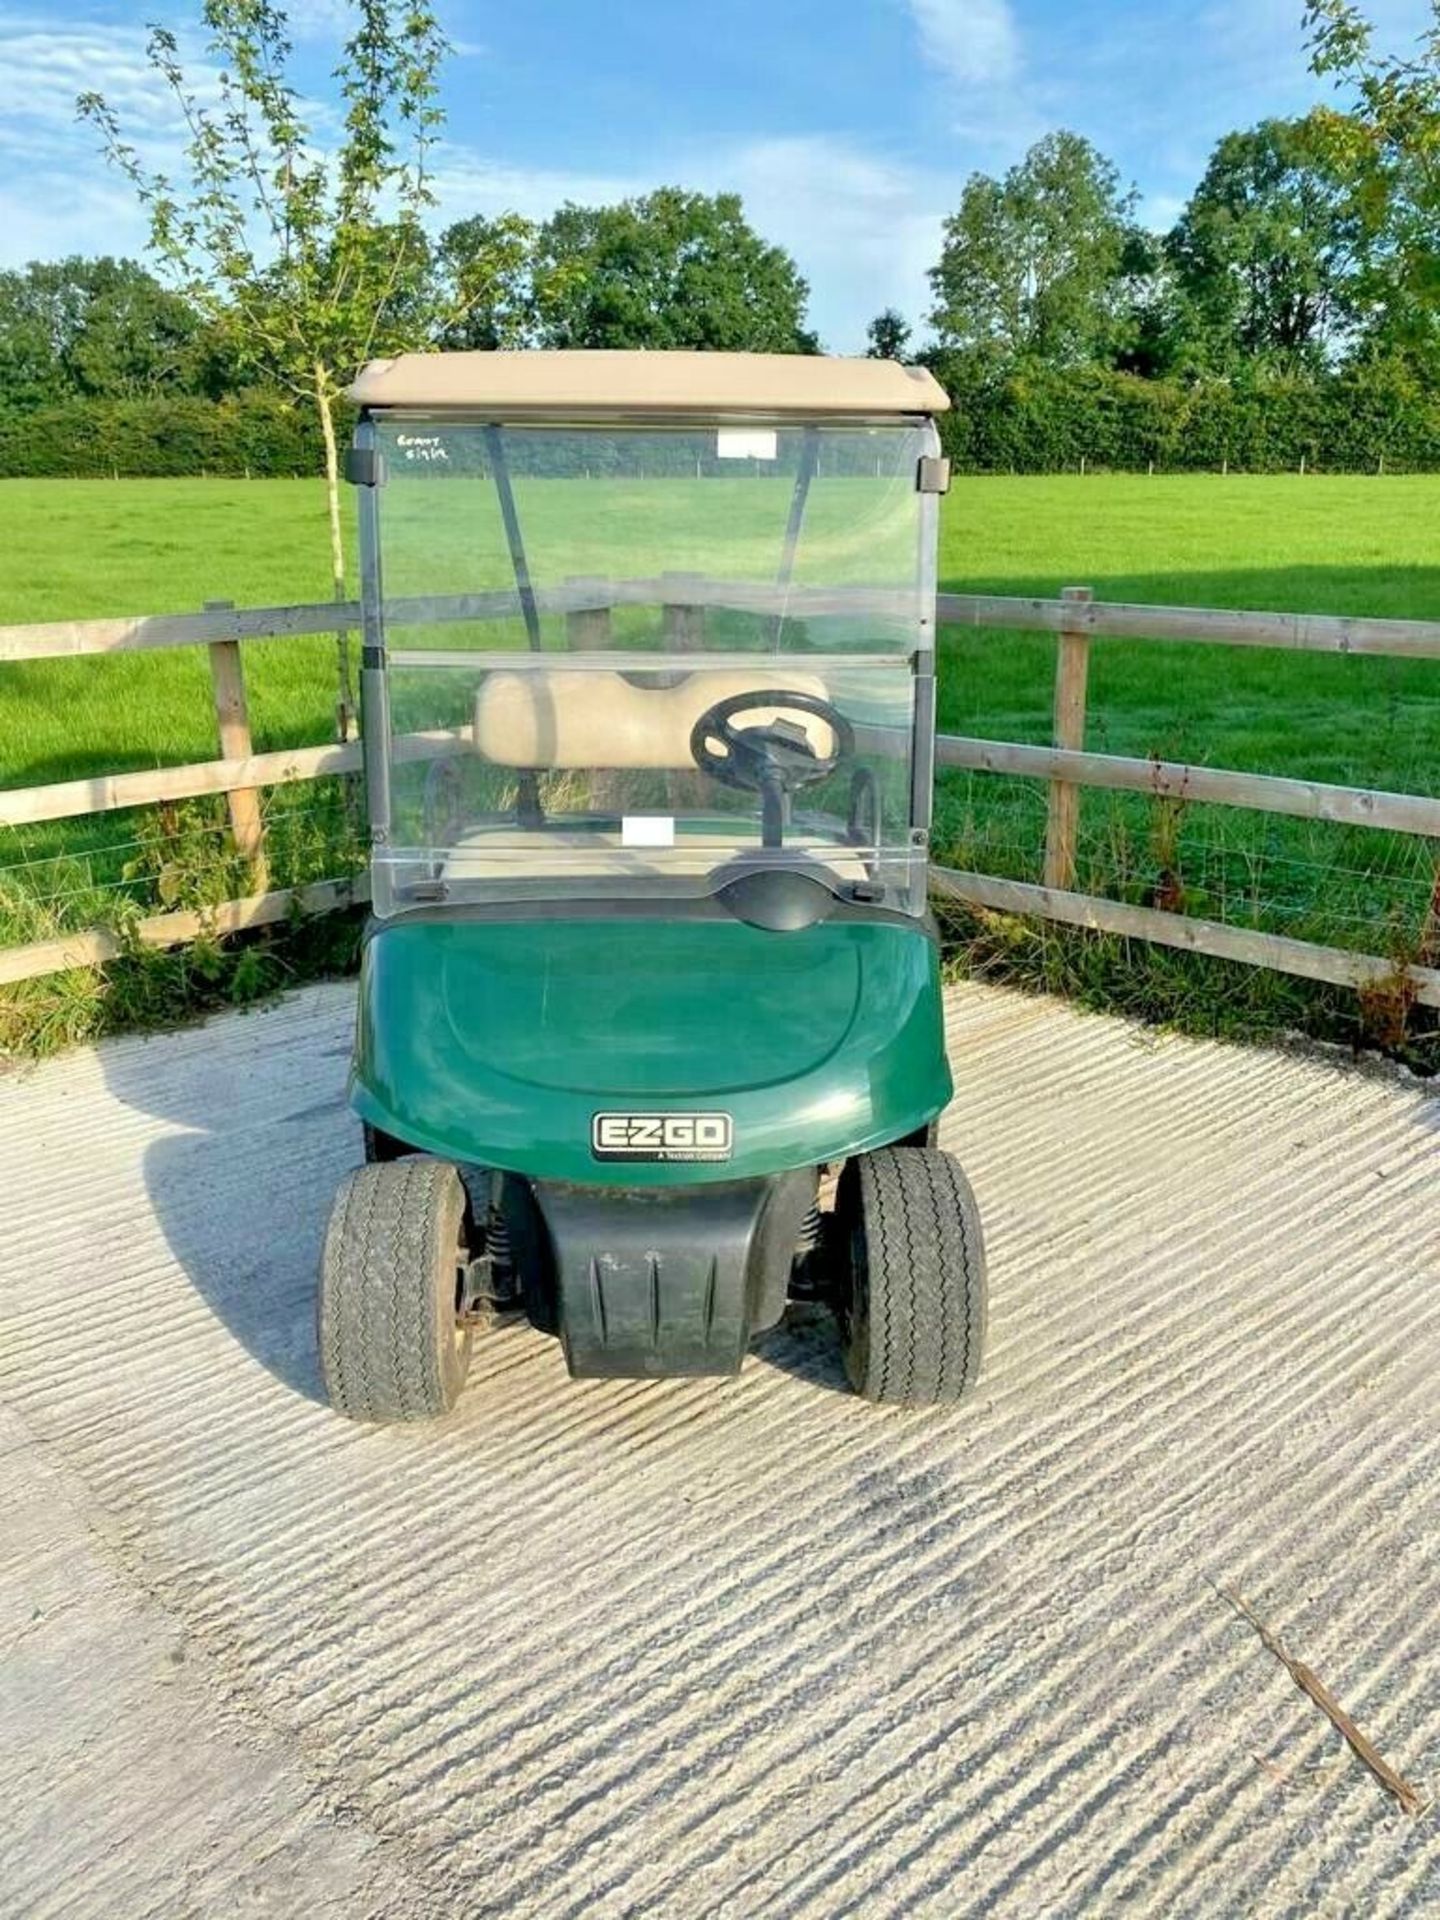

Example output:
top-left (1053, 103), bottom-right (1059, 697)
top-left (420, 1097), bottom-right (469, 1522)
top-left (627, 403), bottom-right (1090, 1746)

top-left (622, 815), bottom-right (675, 848)
top-left (716, 428), bottom-right (777, 461)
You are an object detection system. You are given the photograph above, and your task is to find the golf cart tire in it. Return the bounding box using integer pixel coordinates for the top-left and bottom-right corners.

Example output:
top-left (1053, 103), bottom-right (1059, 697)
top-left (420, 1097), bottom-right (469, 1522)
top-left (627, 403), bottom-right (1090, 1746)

top-left (318, 1158), bottom-right (472, 1422)
top-left (838, 1147), bottom-right (986, 1407)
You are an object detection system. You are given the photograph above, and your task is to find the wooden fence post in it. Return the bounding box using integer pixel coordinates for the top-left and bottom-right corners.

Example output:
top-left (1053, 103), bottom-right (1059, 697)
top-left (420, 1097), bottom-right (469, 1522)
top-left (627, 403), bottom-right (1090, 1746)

top-left (1043, 586), bottom-right (1093, 891)
top-left (205, 600), bottom-right (269, 893)
top-left (564, 577), bottom-right (615, 807)
top-left (661, 572), bottom-right (705, 651)
top-left (661, 573), bottom-right (706, 806)
top-left (565, 576), bottom-right (613, 651)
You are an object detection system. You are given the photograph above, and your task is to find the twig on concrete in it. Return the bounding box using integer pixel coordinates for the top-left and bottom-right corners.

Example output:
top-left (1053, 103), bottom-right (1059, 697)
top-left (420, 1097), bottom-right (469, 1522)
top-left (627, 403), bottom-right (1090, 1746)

top-left (1220, 1585), bottom-right (1426, 1817)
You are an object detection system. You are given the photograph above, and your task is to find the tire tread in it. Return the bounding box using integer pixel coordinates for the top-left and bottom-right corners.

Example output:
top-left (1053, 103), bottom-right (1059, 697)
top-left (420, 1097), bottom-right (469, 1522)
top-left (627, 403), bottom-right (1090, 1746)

top-left (843, 1146), bottom-right (986, 1407)
top-left (318, 1159), bottom-right (470, 1422)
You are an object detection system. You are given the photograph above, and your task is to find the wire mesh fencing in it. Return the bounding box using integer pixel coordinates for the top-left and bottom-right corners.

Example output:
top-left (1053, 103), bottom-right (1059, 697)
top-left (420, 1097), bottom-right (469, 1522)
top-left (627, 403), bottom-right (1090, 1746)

top-left (934, 766), bottom-right (1440, 969)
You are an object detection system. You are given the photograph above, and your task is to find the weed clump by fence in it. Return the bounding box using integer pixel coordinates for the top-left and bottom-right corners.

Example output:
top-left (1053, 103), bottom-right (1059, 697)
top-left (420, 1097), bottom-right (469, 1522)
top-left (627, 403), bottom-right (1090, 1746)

top-left (0, 784), bottom-right (366, 1053)
top-left (933, 774), bottom-right (1440, 1068)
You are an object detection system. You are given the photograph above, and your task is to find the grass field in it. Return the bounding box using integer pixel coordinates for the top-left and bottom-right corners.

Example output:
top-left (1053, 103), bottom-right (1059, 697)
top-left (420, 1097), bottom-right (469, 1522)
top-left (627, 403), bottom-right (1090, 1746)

top-left (3, 472), bottom-right (1440, 1052)
top-left (932, 478), bottom-right (1440, 981)
top-left (5, 471), bottom-right (1439, 778)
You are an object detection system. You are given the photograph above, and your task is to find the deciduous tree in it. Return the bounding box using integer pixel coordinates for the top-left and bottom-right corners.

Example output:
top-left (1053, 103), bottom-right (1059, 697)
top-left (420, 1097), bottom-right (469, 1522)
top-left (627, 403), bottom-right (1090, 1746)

top-left (1167, 115), bottom-right (1366, 372)
top-left (528, 189), bottom-right (816, 352)
top-left (929, 132), bottom-right (1139, 366)
top-left (865, 309), bottom-right (911, 360)
top-left (0, 258), bottom-right (205, 407)
top-left (1306, 0), bottom-right (1440, 372)
top-left (434, 215), bottom-right (537, 350)
top-left (79, 0), bottom-right (518, 730)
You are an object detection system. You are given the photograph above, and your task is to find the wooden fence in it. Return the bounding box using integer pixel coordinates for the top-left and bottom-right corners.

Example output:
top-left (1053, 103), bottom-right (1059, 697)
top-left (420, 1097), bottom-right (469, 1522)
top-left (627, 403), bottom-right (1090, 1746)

top-left (3, 582), bottom-right (1440, 1007)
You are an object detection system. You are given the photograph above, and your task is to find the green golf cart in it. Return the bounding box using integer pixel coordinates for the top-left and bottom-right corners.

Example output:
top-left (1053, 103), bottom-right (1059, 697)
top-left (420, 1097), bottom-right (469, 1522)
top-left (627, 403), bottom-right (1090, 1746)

top-left (318, 349), bottom-right (985, 1418)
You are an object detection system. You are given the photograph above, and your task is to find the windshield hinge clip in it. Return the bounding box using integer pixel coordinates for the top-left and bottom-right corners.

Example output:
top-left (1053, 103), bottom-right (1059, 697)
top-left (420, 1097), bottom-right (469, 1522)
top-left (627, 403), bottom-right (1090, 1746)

top-left (916, 455), bottom-right (951, 495)
top-left (344, 447), bottom-right (385, 488)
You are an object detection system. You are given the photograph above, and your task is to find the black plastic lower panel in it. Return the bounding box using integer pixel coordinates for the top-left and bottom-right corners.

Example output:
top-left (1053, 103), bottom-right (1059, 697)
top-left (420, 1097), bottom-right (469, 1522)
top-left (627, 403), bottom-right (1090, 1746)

top-left (533, 1171), bottom-right (815, 1379)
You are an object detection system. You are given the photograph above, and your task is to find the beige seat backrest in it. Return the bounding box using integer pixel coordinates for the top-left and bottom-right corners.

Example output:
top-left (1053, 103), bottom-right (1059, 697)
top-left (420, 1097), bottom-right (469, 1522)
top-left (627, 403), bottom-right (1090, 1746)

top-left (473, 669), bottom-right (833, 770)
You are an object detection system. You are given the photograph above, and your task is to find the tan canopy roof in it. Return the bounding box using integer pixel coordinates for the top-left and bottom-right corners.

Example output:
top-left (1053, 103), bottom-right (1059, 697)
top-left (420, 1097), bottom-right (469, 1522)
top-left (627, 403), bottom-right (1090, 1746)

top-left (348, 350), bottom-right (949, 417)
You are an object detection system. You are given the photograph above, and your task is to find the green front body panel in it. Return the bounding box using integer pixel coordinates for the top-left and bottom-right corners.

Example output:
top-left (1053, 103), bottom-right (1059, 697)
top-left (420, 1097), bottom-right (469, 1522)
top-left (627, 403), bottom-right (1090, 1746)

top-left (350, 914), bottom-right (952, 1185)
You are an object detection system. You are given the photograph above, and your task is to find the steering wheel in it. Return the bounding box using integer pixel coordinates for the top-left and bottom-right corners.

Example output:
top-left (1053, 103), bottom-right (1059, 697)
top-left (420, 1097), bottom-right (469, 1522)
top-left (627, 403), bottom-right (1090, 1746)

top-left (689, 689), bottom-right (854, 848)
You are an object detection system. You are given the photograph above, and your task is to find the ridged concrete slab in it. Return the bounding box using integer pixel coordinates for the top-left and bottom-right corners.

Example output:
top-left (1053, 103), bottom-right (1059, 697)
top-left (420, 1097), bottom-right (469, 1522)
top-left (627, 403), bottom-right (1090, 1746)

top-left (2, 980), bottom-right (1438, 1917)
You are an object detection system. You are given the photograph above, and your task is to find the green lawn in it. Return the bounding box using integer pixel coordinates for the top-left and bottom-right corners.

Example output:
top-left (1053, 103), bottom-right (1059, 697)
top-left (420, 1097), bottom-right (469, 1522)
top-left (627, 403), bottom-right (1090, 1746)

top-left (1, 479), bottom-right (349, 779)
top-left (932, 476), bottom-right (1440, 959)
top-left (3, 471), bottom-right (1439, 962)
top-left (6, 470), bottom-right (1439, 776)
top-left (937, 474), bottom-right (1440, 789)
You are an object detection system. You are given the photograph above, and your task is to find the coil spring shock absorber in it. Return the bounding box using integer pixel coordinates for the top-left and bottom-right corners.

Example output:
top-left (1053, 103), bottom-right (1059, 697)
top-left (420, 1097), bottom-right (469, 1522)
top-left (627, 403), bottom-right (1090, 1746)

top-left (795, 1203), bottom-right (824, 1257)
top-left (485, 1204), bottom-right (513, 1283)
top-left (458, 1168), bottom-right (521, 1314)
top-left (789, 1199), bottom-right (835, 1302)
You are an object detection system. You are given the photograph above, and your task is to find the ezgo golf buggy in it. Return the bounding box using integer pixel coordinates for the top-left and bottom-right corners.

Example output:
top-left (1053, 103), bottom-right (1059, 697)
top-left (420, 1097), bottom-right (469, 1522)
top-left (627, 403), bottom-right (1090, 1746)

top-left (318, 350), bottom-right (986, 1418)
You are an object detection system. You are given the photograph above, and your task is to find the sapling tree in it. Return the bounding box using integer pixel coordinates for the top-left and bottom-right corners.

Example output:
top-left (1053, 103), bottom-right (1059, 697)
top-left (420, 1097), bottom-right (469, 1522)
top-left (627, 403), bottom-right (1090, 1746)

top-left (79, 0), bottom-right (523, 733)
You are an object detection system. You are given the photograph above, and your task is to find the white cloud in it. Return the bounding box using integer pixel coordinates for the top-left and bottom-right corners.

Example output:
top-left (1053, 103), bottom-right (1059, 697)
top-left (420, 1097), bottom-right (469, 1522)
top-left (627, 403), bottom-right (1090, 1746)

top-left (0, 177), bottom-right (149, 267)
top-left (906, 0), bottom-right (1021, 88)
top-left (427, 150), bottom-right (646, 221)
top-left (283, 0), bottom-right (354, 39)
top-left (1137, 190), bottom-right (1186, 235)
top-left (0, 12), bottom-right (354, 275)
top-left (0, 17), bottom-right (201, 265)
top-left (0, 21), bottom-right (189, 158)
top-left (721, 138), bottom-right (946, 350)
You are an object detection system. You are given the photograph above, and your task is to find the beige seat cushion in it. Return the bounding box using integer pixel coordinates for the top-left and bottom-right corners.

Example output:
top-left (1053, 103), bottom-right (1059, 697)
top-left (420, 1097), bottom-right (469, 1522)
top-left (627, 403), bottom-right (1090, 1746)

top-left (473, 669), bottom-right (833, 770)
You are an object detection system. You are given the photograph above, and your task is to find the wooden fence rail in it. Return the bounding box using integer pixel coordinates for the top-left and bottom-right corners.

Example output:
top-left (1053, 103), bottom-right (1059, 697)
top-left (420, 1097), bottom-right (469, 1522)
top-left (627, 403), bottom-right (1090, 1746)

top-left (2, 584), bottom-right (1439, 1002)
top-left (934, 593), bottom-right (1440, 660)
top-left (0, 878), bottom-right (370, 991)
top-left (929, 869), bottom-right (1440, 1010)
top-left (936, 737), bottom-right (1440, 842)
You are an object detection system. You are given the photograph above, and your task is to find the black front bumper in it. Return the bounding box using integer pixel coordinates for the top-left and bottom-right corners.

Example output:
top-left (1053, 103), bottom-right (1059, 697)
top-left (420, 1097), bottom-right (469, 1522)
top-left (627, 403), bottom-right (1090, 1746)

top-left (533, 1170), bottom-right (817, 1378)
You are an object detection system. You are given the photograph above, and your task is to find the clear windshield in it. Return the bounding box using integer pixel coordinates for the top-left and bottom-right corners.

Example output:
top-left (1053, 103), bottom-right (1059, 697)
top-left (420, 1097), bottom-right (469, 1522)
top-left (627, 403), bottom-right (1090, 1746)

top-left (364, 418), bottom-right (936, 915)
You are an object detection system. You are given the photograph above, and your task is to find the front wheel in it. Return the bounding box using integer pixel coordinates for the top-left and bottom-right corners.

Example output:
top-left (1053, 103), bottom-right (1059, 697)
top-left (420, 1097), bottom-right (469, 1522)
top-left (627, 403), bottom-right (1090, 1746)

top-left (318, 1158), bottom-right (473, 1421)
top-left (836, 1147), bottom-right (987, 1407)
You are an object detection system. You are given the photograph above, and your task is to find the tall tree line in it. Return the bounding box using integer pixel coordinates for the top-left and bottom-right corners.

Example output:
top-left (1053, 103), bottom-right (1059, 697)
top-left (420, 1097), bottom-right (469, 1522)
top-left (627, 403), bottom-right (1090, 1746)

top-left (912, 114), bottom-right (1406, 383)
top-left (8, 112), bottom-right (1433, 404)
top-left (3, 0), bottom-right (1434, 471)
top-left (0, 189), bottom-right (816, 414)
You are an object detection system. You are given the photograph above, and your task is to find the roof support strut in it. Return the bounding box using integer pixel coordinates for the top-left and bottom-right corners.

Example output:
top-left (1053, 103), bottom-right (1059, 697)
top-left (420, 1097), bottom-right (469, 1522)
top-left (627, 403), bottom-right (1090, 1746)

top-left (484, 425), bottom-right (545, 827)
top-left (769, 426), bottom-right (819, 645)
top-left (484, 425), bottom-right (542, 654)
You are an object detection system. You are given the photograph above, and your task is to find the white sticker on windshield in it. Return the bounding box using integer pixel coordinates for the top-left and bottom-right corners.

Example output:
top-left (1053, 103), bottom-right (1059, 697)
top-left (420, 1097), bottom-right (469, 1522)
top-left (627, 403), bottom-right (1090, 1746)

top-left (716, 428), bottom-right (778, 461)
top-left (622, 815), bottom-right (675, 848)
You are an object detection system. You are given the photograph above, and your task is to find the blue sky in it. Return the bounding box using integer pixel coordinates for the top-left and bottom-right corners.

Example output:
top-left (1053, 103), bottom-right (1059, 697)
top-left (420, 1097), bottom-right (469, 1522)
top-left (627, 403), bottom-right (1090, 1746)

top-left (0, 0), bottom-right (1430, 350)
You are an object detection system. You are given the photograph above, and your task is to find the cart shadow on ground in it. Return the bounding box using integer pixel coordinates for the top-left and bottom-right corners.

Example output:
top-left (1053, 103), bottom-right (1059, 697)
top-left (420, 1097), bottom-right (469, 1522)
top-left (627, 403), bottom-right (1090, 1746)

top-left (754, 1301), bottom-right (855, 1396)
top-left (98, 1012), bottom-right (358, 1408)
top-left (97, 999), bottom-right (860, 1411)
